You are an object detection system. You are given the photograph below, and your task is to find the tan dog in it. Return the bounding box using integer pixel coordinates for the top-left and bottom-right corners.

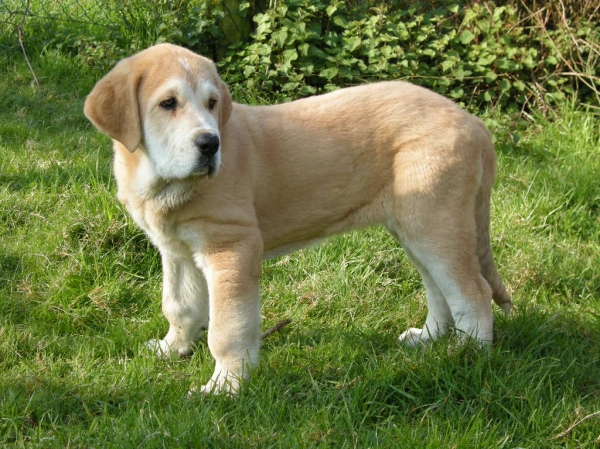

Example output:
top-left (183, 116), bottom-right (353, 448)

top-left (84, 43), bottom-right (510, 394)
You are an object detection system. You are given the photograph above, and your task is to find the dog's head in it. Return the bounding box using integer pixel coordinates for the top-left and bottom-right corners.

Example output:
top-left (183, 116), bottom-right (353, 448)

top-left (84, 43), bottom-right (232, 180)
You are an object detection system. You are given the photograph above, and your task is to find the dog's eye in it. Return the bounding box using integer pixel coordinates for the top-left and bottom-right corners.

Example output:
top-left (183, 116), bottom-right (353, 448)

top-left (160, 97), bottom-right (177, 110)
top-left (208, 99), bottom-right (217, 111)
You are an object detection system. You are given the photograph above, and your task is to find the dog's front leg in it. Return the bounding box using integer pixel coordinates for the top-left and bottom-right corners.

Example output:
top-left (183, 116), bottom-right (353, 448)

top-left (195, 233), bottom-right (263, 395)
top-left (146, 251), bottom-right (209, 357)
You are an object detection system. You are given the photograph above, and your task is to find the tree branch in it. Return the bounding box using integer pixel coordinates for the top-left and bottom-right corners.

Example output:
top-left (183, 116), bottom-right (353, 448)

top-left (260, 319), bottom-right (292, 340)
top-left (17, 0), bottom-right (42, 92)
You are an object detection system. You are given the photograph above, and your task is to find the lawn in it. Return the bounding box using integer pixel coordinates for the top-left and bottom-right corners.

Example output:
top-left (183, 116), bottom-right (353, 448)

top-left (1, 46), bottom-right (599, 447)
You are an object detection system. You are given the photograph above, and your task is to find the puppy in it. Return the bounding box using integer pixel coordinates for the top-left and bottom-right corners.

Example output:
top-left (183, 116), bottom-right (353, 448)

top-left (84, 43), bottom-right (510, 394)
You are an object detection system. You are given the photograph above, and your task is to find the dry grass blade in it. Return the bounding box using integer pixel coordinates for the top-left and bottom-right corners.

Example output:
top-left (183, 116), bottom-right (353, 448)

top-left (551, 410), bottom-right (600, 440)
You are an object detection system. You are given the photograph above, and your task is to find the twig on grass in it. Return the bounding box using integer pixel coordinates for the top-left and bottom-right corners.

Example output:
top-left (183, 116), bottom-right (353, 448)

top-left (260, 319), bottom-right (292, 340)
top-left (551, 410), bottom-right (600, 440)
top-left (17, 0), bottom-right (42, 92)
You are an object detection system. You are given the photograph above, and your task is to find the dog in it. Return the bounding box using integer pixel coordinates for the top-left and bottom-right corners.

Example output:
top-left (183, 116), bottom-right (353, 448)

top-left (84, 43), bottom-right (511, 394)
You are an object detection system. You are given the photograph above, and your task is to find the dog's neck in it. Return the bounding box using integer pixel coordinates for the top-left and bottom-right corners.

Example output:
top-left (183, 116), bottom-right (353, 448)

top-left (112, 141), bottom-right (196, 214)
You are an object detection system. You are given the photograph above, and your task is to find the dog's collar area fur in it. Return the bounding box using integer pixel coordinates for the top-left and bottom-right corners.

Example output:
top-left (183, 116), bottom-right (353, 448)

top-left (120, 145), bottom-right (201, 212)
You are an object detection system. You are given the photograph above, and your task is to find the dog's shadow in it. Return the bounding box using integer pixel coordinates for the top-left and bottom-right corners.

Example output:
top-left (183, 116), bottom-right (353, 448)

top-left (256, 304), bottom-right (600, 410)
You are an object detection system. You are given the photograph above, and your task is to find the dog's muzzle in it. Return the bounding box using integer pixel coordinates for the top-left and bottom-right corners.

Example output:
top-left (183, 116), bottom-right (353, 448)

top-left (193, 132), bottom-right (220, 176)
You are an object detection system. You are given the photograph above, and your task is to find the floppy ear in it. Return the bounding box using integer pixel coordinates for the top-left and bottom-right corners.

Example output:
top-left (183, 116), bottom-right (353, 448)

top-left (218, 78), bottom-right (233, 129)
top-left (84, 60), bottom-right (142, 152)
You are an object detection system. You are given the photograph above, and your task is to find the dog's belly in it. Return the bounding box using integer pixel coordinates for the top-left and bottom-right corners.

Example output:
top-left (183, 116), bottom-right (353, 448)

top-left (257, 182), bottom-right (390, 256)
top-left (263, 237), bottom-right (326, 259)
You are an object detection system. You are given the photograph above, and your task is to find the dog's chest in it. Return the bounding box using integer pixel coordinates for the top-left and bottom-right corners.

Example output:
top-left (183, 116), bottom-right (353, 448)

top-left (115, 165), bottom-right (202, 255)
top-left (127, 200), bottom-right (199, 257)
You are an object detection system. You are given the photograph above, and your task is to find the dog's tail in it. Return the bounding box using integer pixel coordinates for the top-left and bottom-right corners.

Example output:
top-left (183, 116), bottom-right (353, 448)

top-left (476, 127), bottom-right (512, 315)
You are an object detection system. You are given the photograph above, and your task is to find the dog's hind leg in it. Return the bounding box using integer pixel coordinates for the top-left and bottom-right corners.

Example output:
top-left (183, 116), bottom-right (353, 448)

top-left (390, 136), bottom-right (494, 345)
top-left (391, 201), bottom-right (494, 346)
top-left (392, 217), bottom-right (494, 346)
top-left (388, 234), bottom-right (454, 346)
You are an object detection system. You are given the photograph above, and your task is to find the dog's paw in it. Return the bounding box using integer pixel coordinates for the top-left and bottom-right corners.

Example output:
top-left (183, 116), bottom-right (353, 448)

top-left (189, 364), bottom-right (244, 396)
top-left (145, 339), bottom-right (174, 358)
top-left (200, 379), bottom-right (238, 396)
top-left (144, 338), bottom-right (196, 358)
top-left (186, 378), bottom-right (239, 397)
top-left (398, 327), bottom-right (431, 347)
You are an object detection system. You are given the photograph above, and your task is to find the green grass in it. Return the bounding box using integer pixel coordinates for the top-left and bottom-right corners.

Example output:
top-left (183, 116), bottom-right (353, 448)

top-left (1, 51), bottom-right (599, 448)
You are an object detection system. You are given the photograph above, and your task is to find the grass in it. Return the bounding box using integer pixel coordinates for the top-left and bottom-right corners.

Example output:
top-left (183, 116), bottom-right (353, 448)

top-left (1, 47), bottom-right (599, 448)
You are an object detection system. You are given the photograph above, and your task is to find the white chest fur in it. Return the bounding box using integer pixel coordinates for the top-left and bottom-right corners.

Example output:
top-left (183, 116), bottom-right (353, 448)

top-left (113, 147), bottom-right (201, 257)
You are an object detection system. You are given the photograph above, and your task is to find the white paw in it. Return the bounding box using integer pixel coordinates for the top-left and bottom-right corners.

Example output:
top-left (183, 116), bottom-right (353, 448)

top-left (145, 338), bottom-right (196, 358)
top-left (398, 327), bottom-right (431, 347)
top-left (186, 378), bottom-right (239, 397)
top-left (190, 364), bottom-right (245, 396)
top-left (145, 339), bottom-right (174, 357)
top-left (199, 381), bottom-right (237, 396)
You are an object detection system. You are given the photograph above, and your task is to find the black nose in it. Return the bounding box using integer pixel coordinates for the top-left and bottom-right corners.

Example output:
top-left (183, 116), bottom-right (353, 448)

top-left (194, 133), bottom-right (220, 156)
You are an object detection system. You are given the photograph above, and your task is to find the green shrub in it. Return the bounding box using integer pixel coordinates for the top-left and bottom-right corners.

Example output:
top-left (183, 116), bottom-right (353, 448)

top-left (219, 0), bottom-right (599, 111)
top-left (2, 1), bottom-right (597, 112)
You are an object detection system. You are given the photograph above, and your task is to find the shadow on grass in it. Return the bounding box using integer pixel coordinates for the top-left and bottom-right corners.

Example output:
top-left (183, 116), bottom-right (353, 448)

top-left (0, 303), bottom-right (597, 446)
top-left (0, 254), bottom-right (30, 325)
top-left (0, 164), bottom-right (91, 193)
top-left (263, 304), bottom-right (600, 410)
top-left (0, 375), bottom-right (131, 444)
top-left (0, 253), bottom-right (24, 281)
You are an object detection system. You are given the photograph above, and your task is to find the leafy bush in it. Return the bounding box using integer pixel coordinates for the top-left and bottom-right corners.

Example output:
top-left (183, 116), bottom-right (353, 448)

top-left (2, 0), bottom-right (598, 112)
top-left (219, 0), bottom-right (599, 111)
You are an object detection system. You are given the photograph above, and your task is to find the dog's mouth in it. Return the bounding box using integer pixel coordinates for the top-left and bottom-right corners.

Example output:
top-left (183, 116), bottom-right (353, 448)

top-left (191, 155), bottom-right (218, 178)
